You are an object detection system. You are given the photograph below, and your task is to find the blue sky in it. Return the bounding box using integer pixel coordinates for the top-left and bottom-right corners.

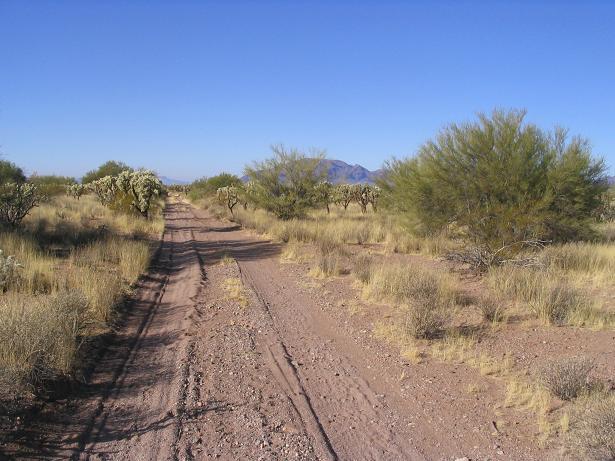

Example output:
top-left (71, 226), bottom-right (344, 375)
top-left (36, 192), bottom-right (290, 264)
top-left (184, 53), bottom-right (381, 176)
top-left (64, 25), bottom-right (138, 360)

top-left (1, 1), bottom-right (614, 181)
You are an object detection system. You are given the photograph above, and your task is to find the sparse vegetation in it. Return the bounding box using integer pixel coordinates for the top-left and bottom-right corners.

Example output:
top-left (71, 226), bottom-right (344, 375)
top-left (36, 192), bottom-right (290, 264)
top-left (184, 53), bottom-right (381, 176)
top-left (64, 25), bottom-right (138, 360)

top-left (0, 185), bottom-right (162, 397)
top-left (539, 356), bottom-right (593, 401)
top-left (566, 393), bottom-right (615, 460)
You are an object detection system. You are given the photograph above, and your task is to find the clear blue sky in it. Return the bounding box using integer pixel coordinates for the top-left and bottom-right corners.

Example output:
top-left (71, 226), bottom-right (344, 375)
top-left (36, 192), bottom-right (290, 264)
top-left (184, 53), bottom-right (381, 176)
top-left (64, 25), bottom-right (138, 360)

top-left (1, 1), bottom-right (614, 181)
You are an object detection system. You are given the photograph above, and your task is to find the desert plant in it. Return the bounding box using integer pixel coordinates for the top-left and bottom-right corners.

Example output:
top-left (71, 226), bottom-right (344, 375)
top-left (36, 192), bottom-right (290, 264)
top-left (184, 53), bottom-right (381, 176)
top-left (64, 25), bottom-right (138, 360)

top-left (217, 186), bottom-right (240, 215)
top-left (314, 237), bottom-right (344, 277)
top-left (477, 295), bottom-right (505, 323)
top-left (0, 290), bottom-right (89, 393)
top-left (244, 145), bottom-right (325, 220)
top-left (539, 356), bottom-right (593, 400)
top-left (0, 249), bottom-right (21, 292)
top-left (188, 173), bottom-right (243, 202)
top-left (353, 254), bottom-right (374, 284)
top-left (404, 291), bottom-right (446, 339)
top-left (0, 182), bottom-right (41, 227)
top-left (29, 174), bottom-right (76, 196)
top-left (382, 109), bottom-right (607, 266)
top-left (314, 181), bottom-right (334, 213)
top-left (334, 184), bottom-right (355, 210)
top-left (81, 160), bottom-right (132, 184)
top-left (67, 183), bottom-right (87, 200)
top-left (567, 394), bottom-right (615, 461)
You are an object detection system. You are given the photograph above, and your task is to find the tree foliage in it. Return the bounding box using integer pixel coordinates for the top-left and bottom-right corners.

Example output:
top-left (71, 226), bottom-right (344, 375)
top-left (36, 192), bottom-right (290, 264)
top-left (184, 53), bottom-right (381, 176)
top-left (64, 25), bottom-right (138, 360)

top-left (244, 146), bottom-right (325, 220)
top-left (82, 160), bottom-right (132, 184)
top-left (29, 174), bottom-right (76, 196)
top-left (382, 109), bottom-right (607, 259)
top-left (188, 173), bottom-right (242, 201)
top-left (0, 161), bottom-right (26, 185)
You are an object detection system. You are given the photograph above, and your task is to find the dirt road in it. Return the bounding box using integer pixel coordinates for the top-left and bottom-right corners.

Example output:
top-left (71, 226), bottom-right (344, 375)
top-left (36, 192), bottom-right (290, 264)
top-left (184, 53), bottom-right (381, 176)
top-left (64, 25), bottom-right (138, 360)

top-left (3, 199), bottom-right (543, 460)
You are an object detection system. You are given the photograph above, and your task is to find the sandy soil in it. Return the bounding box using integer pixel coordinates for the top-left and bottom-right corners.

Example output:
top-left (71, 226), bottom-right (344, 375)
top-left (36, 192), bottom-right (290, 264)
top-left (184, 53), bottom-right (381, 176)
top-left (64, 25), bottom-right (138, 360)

top-left (2, 199), bottom-right (575, 460)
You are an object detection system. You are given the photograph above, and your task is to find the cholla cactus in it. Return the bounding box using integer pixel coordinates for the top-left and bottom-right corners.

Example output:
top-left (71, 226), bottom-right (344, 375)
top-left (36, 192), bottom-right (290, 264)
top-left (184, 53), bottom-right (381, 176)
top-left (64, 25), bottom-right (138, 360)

top-left (314, 181), bottom-right (333, 213)
top-left (90, 175), bottom-right (118, 206)
top-left (351, 184), bottom-right (380, 213)
top-left (0, 182), bottom-right (40, 227)
top-left (123, 170), bottom-right (163, 218)
top-left (334, 184), bottom-right (355, 210)
top-left (90, 171), bottom-right (163, 217)
top-left (0, 249), bottom-right (21, 291)
top-left (67, 183), bottom-right (86, 200)
top-left (217, 186), bottom-right (240, 215)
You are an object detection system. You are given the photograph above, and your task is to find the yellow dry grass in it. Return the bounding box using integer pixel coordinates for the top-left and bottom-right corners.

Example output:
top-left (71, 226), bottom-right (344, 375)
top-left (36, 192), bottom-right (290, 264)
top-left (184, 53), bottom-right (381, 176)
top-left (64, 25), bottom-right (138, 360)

top-left (0, 193), bottom-right (163, 395)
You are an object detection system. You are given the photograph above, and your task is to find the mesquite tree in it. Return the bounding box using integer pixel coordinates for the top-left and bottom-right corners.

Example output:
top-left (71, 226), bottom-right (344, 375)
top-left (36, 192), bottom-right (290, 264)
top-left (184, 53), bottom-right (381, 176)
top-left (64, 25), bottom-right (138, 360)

top-left (217, 186), bottom-right (240, 215)
top-left (0, 183), bottom-right (40, 227)
top-left (383, 109), bottom-right (607, 262)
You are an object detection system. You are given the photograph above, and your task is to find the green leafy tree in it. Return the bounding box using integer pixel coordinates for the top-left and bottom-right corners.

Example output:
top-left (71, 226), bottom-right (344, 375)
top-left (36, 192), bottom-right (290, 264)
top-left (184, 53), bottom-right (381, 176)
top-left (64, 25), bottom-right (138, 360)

top-left (82, 161), bottom-right (132, 184)
top-left (382, 109), bottom-right (607, 264)
top-left (244, 146), bottom-right (325, 220)
top-left (29, 174), bottom-right (76, 196)
top-left (0, 161), bottom-right (26, 185)
top-left (188, 173), bottom-right (242, 201)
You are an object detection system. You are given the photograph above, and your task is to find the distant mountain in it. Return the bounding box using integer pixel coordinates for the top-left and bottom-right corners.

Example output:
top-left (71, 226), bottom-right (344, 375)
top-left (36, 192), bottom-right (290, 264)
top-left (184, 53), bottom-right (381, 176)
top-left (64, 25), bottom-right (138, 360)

top-left (608, 176), bottom-right (615, 186)
top-left (318, 159), bottom-right (383, 184)
top-left (241, 159), bottom-right (383, 185)
top-left (160, 176), bottom-right (189, 185)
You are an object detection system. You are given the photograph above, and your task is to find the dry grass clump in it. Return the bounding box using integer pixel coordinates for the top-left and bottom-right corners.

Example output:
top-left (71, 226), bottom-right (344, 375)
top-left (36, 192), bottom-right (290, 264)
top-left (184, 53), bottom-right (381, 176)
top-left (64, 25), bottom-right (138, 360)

top-left (487, 266), bottom-right (603, 326)
top-left (352, 254), bottom-right (374, 284)
top-left (539, 356), bottom-right (593, 401)
top-left (0, 194), bottom-right (160, 397)
top-left (312, 238), bottom-right (346, 277)
top-left (477, 294), bottom-right (506, 323)
top-left (365, 263), bottom-right (457, 338)
top-left (566, 393), bottom-right (615, 461)
top-left (0, 290), bottom-right (89, 393)
top-left (403, 292), bottom-right (447, 339)
top-left (541, 242), bottom-right (615, 278)
top-left (223, 277), bottom-right (249, 307)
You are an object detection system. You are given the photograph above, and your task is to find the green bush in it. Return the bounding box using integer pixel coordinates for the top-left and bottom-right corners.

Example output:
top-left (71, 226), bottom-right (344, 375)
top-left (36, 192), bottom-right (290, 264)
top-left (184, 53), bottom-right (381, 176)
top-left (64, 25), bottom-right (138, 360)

top-left (188, 173), bottom-right (242, 201)
top-left (0, 161), bottom-right (26, 185)
top-left (244, 145), bottom-right (325, 220)
top-left (82, 160), bottom-right (132, 184)
top-left (382, 109), bottom-right (607, 262)
top-left (29, 174), bottom-right (76, 196)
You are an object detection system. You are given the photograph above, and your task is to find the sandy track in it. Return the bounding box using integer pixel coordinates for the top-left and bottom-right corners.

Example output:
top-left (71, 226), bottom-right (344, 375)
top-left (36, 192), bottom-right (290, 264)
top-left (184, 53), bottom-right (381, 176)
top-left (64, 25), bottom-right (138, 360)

top-left (2, 199), bottom-right (543, 460)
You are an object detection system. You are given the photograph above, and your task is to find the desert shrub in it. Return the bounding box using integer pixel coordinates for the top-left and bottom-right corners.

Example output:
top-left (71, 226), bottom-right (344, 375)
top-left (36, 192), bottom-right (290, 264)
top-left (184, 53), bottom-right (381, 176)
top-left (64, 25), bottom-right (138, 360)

top-left (244, 145), bottom-right (325, 220)
top-left (477, 295), bottom-right (505, 323)
top-left (0, 182), bottom-right (41, 227)
top-left (404, 291), bottom-right (447, 339)
top-left (353, 254), bottom-right (374, 284)
top-left (0, 290), bottom-right (88, 393)
top-left (381, 109), bottom-right (607, 266)
top-left (539, 356), bottom-right (593, 400)
top-left (567, 394), bottom-right (615, 461)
